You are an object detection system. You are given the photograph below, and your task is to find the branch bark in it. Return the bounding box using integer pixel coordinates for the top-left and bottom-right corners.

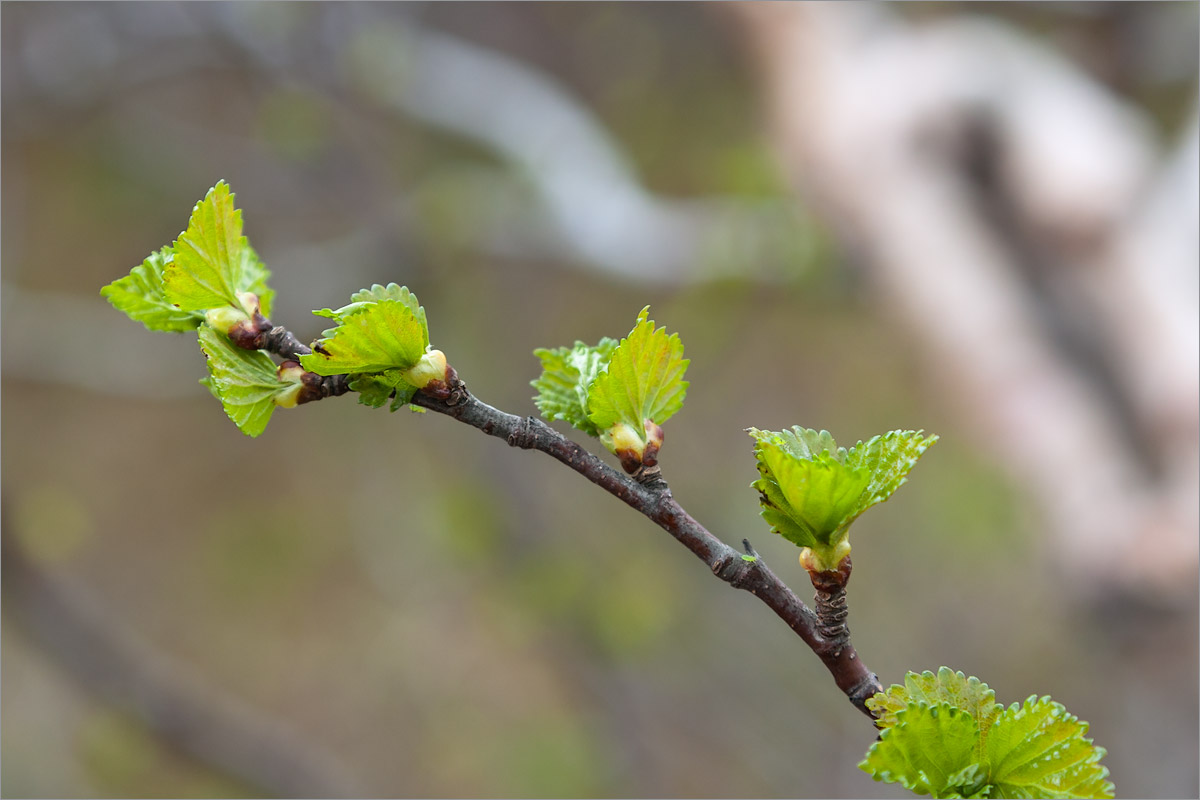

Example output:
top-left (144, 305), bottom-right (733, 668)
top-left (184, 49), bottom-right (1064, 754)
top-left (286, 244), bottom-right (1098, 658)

top-left (244, 321), bottom-right (883, 715)
top-left (405, 390), bottom-right (883, 715)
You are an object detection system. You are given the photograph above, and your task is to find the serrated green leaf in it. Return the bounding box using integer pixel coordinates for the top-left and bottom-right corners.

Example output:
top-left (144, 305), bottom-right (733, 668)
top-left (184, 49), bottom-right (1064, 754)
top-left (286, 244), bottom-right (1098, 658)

top-left (101, 247), bottom-right (205, 332)
top-left (870, 668), bottom-right (999, 736)
top-left (164, 182), bottom-right (245, 310)
top-left (748, 426), bottom-right (936, 568)
top-left (531, 338), bottom-right (619, 436)
top-left (163, 181), bottom-right (274, 314)
top-left (862, 671), bottom-right (1113, 800)
top-left (198, 325), bottom-right (294, 437)
top-left (985, 697), bottom-right (1113, 799)
top-left (240, 242), bottom-right (275, 319)
top-left (314, 283), bottom-right (426, 343)
top-left (750, 429), bottom-right (869, 550)
top-left (299, 299), bottom-right (430, 376)
top-left (844, 430), bottom-right (938, 520)
top-left (860, 702), bottom-right (981, 799)
top-left (773, 427), bottom-right (848, 462)
top-left (587, 307), bottom-right (689, 434)
top-left (349, 371), bottom-right (419, 412)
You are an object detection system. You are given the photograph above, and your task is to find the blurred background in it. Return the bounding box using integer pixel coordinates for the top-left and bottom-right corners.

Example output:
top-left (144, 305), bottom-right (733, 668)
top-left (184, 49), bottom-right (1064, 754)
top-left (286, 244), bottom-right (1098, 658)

top-left (2, 2), bottom-right (1197, 797)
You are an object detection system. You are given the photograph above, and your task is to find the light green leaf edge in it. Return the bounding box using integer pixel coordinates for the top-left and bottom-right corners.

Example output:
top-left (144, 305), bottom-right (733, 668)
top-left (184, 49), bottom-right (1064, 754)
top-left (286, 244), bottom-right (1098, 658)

top-left (869, 667), bottom-right (1000, 734)
top-left (860, 670), bottom-right (1113, 799)
top-left (860, 702), bottom-right (983, 799)
top-left (300, 286), bottom-right (431, 410)
top-left (198, 325), bottom-right (297, 437)
top-left (350, 371), bottom-right (419, 412)
top-left (101, 247), bottom-right (205, 332)
top-left (587, 306), bottom-right (689, 434)
top-left (986, 696), bottom-right (1113, 799)
top-left (313, 283), bottom-right (426, 343)
top-left (748, 427), bottom-right (936, 567)
top-left (299, 297), bottom-right (430, 376)
top-left (162, 181), bottom-right (274, 316)
top-left (531, 338), bottom-right (619, 436)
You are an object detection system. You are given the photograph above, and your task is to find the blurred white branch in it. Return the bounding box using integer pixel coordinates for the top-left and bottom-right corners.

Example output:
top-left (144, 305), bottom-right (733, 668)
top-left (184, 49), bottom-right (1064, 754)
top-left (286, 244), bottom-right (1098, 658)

top-left (6, 4), bottom-right (812, 286)
top-left (733, 3), bottom-right (1198, 600)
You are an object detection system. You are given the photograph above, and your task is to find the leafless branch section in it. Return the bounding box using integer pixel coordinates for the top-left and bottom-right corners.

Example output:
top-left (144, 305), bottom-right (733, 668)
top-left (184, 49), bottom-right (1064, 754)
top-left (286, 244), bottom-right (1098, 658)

top-left (730, 3), bottom-right (1198, 602)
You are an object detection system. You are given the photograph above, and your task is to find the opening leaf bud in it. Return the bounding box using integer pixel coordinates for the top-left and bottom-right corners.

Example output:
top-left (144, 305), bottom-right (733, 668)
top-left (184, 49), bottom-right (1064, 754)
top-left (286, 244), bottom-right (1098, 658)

top-left (601, 421), bottom-right (647, 474)
top-left (205, 305), bottom-right (251, 335)
top-left (236, 292), bottom-right (261, 317)
top-left (273, 382), bottom-right (305, 409)
top-left (277, 360), bottom-right (306, 384)
top-left (403, 348), bottom-right (448, 389)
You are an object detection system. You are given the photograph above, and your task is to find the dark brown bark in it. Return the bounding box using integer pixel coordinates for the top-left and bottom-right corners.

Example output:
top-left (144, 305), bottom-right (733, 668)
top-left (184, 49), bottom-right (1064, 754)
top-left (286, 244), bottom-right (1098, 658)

top-left (248, 323), bottom-right (883, 716)
top-left (411, 390), bottom-right (883, 717)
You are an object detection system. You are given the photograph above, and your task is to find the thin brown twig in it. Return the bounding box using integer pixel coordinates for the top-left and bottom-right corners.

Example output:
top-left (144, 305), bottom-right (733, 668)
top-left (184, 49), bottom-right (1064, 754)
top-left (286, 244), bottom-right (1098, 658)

top-left (248, 324), bottom-right (882, 716)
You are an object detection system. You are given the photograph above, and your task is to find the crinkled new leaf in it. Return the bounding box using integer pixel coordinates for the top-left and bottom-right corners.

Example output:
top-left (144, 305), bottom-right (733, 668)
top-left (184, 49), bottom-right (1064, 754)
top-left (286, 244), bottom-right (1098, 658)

top-left (313, 283), bottom-right (427, 343)
top-left (749, 427), bottom-right (936, 568)
top-left (198, 325), bottom-right (295, 437)
top-left (860, 702), bottom-right (982, 799)
top-left (299, 297), bottom-right (430, 377)
top-left (985, 696), bottom-right (1113, 799)
top-left (101, 247), bottom-right (205, 332)
top-left (869, 668), bottom-right (999, 734)
top-left (350, 371), bottom-right (419, 412)
top-left (162, 181), bottom-right (274, 316)
top-left (531, 338), bottom-right (619, 436)
top-left (587, 307), bottom-right (689, 435)
top-left (860, 669), bottom-right (1113, 799)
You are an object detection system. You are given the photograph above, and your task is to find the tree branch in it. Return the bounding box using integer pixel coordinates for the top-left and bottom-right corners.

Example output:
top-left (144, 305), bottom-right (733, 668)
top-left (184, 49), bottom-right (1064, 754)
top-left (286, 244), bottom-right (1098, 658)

top-left (412, 392), bottom-right (883, 715)
top-left (246, 322), bottom-right (883, 716)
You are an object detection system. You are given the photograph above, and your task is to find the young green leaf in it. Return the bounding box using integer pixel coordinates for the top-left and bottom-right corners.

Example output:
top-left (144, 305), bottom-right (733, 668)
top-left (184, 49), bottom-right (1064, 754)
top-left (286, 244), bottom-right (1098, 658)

top-left (748, 426), bottom-right (936, 571)
top-left (314, 283), bottom-right (426, 343)
top-left (750, 429), bottom-right (867, 552)
top-left (869, 667), bottom-right (999, 735)
top-left (349, 371), bottom-right (419, 412)
top-left (844, 430), bottom-right (939, 521)
top-left (162, 181), bottom-right (274, 316)
top-left (861, 670), bottom-right (1113, 799)
top-left (985, 697), bottom-right (1113, 800)
top-left (198, 325), bottom-right (298, 437)
top-left (587, 307), bottom-right (689, 436)
top-left (240, 242), bottom-right (275, 319)
top-left (298, 299), bottom-right (430, 376)
top-left (860, 702), bottom-right (983, 799)
top-left (101, 247), bottom-right (205, 332)
top-left (531, 338), bottom-right (619, 436)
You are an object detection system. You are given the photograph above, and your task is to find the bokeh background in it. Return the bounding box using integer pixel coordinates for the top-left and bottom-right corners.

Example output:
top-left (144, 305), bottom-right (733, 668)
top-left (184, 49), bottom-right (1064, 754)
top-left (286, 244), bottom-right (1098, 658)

top-left (3, 3), bottom-right (1197, 798)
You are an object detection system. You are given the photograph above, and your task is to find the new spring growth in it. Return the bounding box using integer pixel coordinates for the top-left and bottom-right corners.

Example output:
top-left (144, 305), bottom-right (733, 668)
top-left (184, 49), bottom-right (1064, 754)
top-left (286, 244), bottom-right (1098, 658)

top-left (601, 418), bottom-right (665, 474)
top-left (273, 361), bottom-right (307, 408)
top-left (403, 348), bottom-right (448, 390)
top-left (205, 291), bottom-right (267, 350)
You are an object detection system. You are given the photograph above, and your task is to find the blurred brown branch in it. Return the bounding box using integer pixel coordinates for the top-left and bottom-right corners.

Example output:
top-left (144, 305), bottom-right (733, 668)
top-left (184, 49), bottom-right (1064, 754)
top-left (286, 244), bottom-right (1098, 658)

top-left (2, 517), bottom-right (364, 798)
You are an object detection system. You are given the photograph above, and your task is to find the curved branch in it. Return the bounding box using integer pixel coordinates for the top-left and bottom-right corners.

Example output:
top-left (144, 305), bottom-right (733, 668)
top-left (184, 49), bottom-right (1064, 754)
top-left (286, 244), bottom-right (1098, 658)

top-left (247, 322), bottom-right (884, 715)
top-left (408, 390), bottom-right (882, 715)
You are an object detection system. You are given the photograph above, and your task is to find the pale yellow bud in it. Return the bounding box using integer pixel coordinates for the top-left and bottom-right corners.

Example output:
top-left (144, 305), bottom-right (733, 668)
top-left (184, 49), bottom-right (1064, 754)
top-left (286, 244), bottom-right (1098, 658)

top-left (204, 305), bottom-right (250, 334)
top-left (273, 382), bottom-right (304, 409)
top-left (403, 348), bottom-right (448, 389)
top-left (236, 291), bottom-right (261, 316)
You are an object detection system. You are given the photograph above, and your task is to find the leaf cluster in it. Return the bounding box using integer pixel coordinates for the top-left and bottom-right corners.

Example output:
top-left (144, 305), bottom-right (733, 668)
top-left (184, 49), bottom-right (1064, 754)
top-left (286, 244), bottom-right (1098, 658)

top-left (860, 668), bottom-right (1113, 799)
top-left (749, 427), bottom-right (936, 572)
top-left (532, 307), bottom-right (689, 461)
top-left (299, 284), bottom-right (434, 411)
top-left (101, 181), bottom-right (296, 437)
